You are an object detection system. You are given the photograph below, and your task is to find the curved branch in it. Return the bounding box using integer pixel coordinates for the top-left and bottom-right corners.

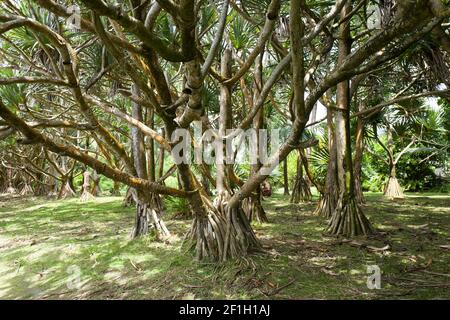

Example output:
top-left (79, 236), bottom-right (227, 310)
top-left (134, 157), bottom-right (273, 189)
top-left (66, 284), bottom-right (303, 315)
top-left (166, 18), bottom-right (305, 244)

top-left (0, 77), bottom-right (70, 87)
top-left (33, 0), bottom-right (145, 55)
top-left (201, 0), bottom-right (230, 77)
top-left (0, 99), bottom-right (189, 198)
top-left (224, 0), bottom-right (281, 85)
top-left (78, 0), bottom-right (186, 62)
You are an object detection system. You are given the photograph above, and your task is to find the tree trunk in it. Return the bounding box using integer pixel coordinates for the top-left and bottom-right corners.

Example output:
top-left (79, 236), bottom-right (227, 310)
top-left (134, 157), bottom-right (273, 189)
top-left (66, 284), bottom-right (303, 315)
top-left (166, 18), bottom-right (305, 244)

top-left (185, 49), bottom-right (261, 261)
top-left (187, 190), bottom-right (260, 261)
top-left (80, 170), bottom-right (95, 202)
top-left (354, 107), bottom-right (365, 204)
top-left (384, 164), bottom-right (404, 199)
top-left (383, 125), bottom-right (405, 199)
top-left (123, 186), bottom-right (137, 207)
top-left (327, 1), bottom-right (373, 237)
top-left (130, 84), bottom-right (169, 238)
top-left (58, 177), bottom-right (75, 199)
top-left (56, 156), bottom-right (75, 199)
top-left (112, 180), bottom-right (121, 196)
top-left (146, 108), bottom-right (156, 182)
top-left (48, 172), bottom-right (59, 197)
top-left (157, 128), bottom-right (165, 185)
top-left (91, 170), bottom-right (101, 196)
top-left (243, 192), bottom-right (269, 223)
top-left (243, 186), bottom-right (269, 223)
top-left (19, 179), bottom-right (33, 196)
top-left (291, 150), bottom-right (312, 203)
top-left (201, 172), bottom-right (213, 197)
top-left (6, 167), bottom-right (16, 194)
top-left (314, 100), bottom-right (338, 218)
top-left (132, 191), bottom-right (170, 239)
top-left (244, 50), bottom-right (268, 223)
top-left (283, 158), bottom-right (290, 196)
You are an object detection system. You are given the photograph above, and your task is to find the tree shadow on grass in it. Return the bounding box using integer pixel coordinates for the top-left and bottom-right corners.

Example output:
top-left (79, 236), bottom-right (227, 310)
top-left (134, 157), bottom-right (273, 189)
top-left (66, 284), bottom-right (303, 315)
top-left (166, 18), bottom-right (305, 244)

top-left (0, 194), bottom-right (448, 299)
top-left (247, 193), bottom-right (450, 299)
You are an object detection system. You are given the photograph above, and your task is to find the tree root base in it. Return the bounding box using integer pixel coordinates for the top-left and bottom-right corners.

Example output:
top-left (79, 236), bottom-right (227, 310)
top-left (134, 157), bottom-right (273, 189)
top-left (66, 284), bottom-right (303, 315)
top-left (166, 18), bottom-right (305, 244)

top-left (19, 184), bottom-right (33, 196)
top-left (242, 196), bottom-right (269, 223)
top-left (188, 192), bottom-right (261, 262)
top-left (123, 187), bottom-right (137, 207)
top-left (314, 193), bottom-right (337, 219)
top-left (5, 186), bottom-right (16, 194)
top-left (58, 182), bottom-right (75, 199)
top-left (290, 179), bottom-right (312, 204)
top-left (327, 196), bottom-right (373, 237)
top-left (384, 177), bottom-right (404, 199)
top-left (132, 193), bottom-right (170, 240)
top-left (80, 190), bottom-right (95, 202)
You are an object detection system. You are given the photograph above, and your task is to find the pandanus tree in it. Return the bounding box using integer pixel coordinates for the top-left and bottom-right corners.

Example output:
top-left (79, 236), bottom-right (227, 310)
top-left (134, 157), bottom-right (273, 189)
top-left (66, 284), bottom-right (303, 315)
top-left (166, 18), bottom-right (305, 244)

top-left (242, 51), bottom-right (270, 223)
top-left (313, 108), bottom-right (338, 218)
top-left (290, 131), bottom-right (317, 204)
top-left (290, 148), bottom-right (313, 203)
top-left (375, 105), bottom-right (422, 199)
top-left (369, 100), bottom-right (449, 199)
top-left (322, 0), bottom-right (449, 234)
top-left (1, 0), bottom-right (449, 261)
top-left (325, 1), bottom-right (373, 236)
top-left (359, 27), bottom-right (450, 199)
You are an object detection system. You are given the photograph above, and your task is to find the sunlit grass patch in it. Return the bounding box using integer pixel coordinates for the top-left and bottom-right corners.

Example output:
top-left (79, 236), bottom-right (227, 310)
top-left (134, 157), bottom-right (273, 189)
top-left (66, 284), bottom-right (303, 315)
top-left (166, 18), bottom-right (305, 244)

top-left (0, 193), bottom-right (448, 299)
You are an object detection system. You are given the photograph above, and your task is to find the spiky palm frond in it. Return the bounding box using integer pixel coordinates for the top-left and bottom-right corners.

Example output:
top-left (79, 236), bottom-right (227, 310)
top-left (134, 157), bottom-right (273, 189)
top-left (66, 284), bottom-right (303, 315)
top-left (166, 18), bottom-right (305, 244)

top-left (229, 14), bottom-right (255, 52)
top-left (0, 70), bottom-right (25, 107)
top-left (309, 131), bottom-right (329, 184)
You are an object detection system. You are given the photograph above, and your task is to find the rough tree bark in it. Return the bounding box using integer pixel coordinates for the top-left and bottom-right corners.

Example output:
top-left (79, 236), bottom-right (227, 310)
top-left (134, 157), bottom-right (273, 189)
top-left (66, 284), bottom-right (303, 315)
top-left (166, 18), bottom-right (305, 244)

top-left (243, 51), bottom-right (269, 223)
top-left (132, 191), bottom-right (170, 239)
top-left (46, 154), bottom-right (76, 199)
top-left (157, 128), bottom-right (165, 184)
top-left (146, 108), bottom-right (156, 182)
top-left (283, 158), bottom-right (290, 196)
top-left (327, 1), bottom-right (373, 236)
top-left (354, 102), bottom-right (366, 204)
top-left (130, 85), bottom-right (169, 238)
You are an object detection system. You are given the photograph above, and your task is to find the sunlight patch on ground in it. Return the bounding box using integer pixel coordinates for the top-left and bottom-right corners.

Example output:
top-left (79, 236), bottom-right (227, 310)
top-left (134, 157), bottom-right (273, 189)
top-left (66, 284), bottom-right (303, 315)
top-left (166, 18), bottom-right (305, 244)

top-left (0, 194), bottom-right (449, 299)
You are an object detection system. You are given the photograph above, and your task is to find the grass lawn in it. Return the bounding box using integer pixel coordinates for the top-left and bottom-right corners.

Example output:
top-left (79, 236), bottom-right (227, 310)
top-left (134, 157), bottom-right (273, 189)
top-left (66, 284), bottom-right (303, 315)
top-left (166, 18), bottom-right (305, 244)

top-left (0, 192), bottom-right (449, 299)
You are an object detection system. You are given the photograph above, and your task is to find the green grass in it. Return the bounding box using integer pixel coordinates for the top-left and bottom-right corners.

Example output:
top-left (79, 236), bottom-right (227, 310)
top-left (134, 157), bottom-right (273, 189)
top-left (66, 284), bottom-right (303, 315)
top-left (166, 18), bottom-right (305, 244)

top-left (0, 192), bottom-right (449, 299)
